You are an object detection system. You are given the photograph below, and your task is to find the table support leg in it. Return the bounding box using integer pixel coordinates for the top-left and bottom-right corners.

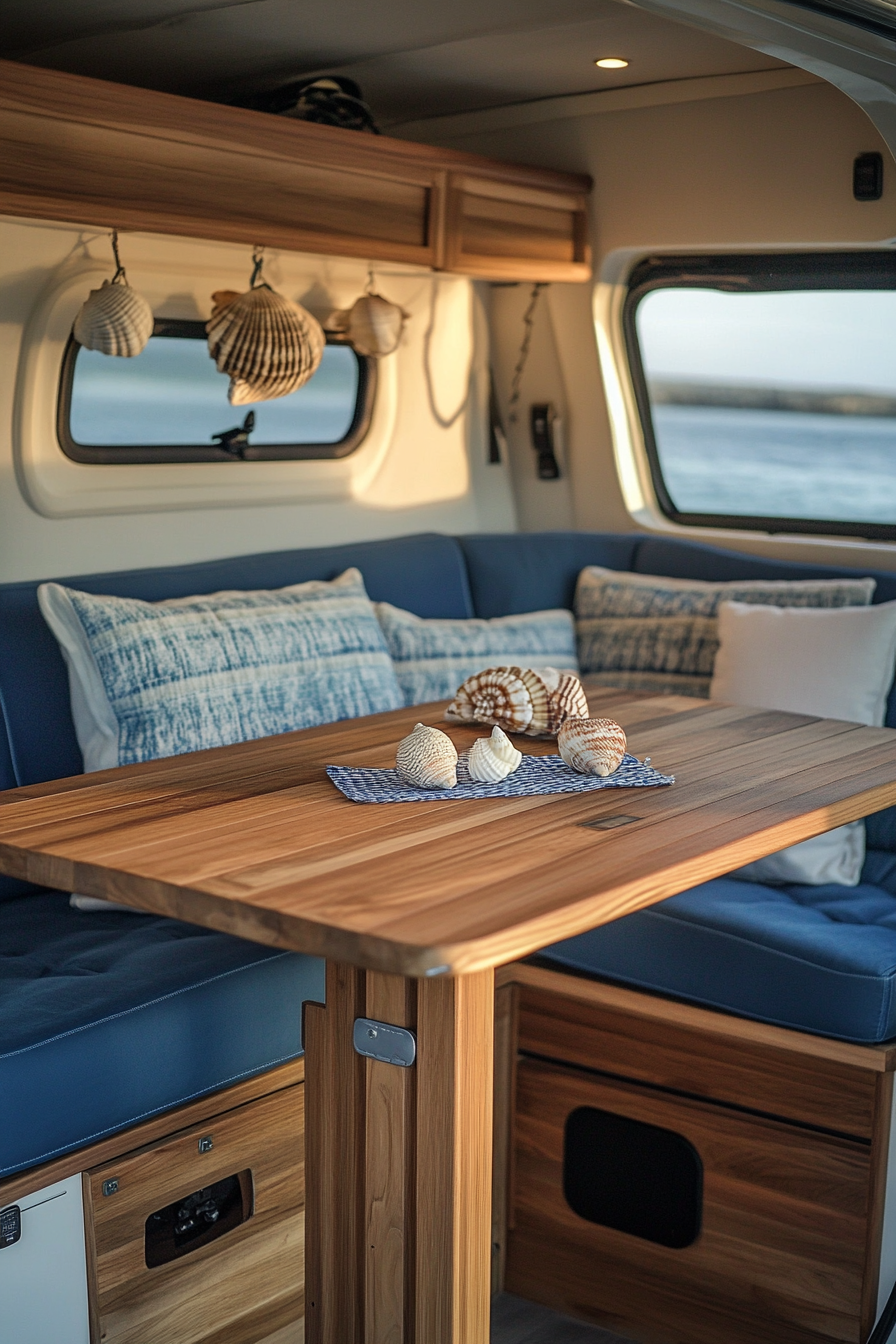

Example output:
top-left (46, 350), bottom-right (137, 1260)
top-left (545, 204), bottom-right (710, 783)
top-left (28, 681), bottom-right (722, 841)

top-left (305, 962), bottom-right (495, 1344)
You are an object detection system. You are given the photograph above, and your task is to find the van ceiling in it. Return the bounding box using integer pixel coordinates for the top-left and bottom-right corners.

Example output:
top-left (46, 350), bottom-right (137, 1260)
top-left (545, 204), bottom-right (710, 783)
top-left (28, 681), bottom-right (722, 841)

top-left (3, 0), bottom-right (785, 127)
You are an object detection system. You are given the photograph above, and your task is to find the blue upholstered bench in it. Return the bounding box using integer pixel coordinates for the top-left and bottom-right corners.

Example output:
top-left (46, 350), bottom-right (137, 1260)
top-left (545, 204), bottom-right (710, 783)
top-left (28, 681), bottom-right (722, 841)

top-left (5, 527), bottom-right (896, 1180)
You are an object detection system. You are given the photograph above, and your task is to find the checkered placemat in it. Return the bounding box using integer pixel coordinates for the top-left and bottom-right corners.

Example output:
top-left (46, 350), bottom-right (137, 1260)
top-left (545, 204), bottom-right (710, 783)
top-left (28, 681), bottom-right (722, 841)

top-left (326, 752), bottom-right (674, 804)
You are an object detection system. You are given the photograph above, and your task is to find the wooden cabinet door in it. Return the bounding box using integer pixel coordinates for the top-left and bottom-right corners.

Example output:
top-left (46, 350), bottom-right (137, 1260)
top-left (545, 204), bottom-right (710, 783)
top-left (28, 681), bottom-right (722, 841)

top-left (443, 173), bottom-right (591, 281)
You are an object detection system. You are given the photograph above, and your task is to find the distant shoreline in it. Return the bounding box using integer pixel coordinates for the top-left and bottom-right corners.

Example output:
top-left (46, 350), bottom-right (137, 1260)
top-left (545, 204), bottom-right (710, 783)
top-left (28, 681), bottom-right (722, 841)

top-left (649, 381), bottom-right (896, 417)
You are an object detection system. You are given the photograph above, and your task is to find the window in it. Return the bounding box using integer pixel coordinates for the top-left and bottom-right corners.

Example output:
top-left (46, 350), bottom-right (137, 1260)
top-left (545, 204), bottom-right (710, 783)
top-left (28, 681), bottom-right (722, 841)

top-left (58, 319), bottom-right (375, 463)
top-left (625, 253), bottom-right (896, 540)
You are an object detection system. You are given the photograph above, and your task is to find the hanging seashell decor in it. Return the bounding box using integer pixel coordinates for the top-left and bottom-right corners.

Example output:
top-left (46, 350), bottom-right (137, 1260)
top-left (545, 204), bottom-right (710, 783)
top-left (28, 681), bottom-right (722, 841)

top-left (72, 230), bottom-right (153, 358)
top-left (396, 723), bottom-right (458, 790)
top-left (325, 273), bottom-right (408, 357)
top-left (206, 246), bottom-right (325, 405)
top-left (558, 717), bottom-right (627, 777)
top-left (445, 666), bottom-right (589, 738)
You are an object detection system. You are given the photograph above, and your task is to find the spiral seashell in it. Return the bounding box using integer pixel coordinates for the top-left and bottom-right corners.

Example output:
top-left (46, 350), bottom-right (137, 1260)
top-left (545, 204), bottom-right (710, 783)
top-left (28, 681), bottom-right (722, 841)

top-left (550, 672), bottom-right (590, 734)
top-left (396, 723), bottom-right (458, 789)
top-left (558, 717), bottom-right (627, 777)
top-left (327, 292), bottom-right (407, 357)
top-left (73, 278), bottom-right (154, 357)
top-left (467, 725), bottom-right (523, 783)
top-left (445, 667), bottom-right (533, 733)
top-left (206, 285), bottom-right (325, 405)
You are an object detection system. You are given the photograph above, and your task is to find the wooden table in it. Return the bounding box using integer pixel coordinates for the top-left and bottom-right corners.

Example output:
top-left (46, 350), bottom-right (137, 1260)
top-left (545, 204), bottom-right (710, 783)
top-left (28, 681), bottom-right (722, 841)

top-left (3, 685), bottom-right (896, 1344)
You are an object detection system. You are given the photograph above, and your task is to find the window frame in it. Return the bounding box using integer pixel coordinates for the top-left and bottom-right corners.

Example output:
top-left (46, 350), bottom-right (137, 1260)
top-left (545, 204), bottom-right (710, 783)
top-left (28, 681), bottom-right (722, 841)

top-left (57, 317), bottom-right (377, 465)
top-left (623, 251), bottom-right (896, 542)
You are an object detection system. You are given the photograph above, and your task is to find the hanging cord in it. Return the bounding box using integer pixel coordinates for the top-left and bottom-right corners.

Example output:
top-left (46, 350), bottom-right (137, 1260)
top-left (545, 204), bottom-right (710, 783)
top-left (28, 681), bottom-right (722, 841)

top-left (506, 282), bottom-right (546, 424)
top-left (423, 278), bottom-right (475, 430)
top-left (110, 229), bottom-right (126, 284)
top-left (250, 244), bottom-right (267, 288)
top-left (867, 1279), bottom-right (896, 1344)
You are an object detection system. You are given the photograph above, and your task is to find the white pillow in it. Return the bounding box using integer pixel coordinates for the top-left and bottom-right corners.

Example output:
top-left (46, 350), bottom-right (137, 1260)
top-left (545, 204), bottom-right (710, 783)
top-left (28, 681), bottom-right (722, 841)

top-left (710, 599), bottom-right (896, 886)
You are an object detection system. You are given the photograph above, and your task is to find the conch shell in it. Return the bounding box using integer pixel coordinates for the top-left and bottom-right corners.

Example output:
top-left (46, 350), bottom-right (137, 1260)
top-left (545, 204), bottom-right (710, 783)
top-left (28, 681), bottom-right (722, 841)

top-left (467, 725), bottom-right (523, 783)
top-left (206, 284), bottom-right (325, 405)
top-left (558, 717), bottom-right (627, 777)
top-left (445, 666), bottom-right (589, 738)
top-left (326, 291), bottom-right (407, 357)
top-left (396, 722), bottom-right (458, 789)
top-left (73, 277), bottom-right (153, 357)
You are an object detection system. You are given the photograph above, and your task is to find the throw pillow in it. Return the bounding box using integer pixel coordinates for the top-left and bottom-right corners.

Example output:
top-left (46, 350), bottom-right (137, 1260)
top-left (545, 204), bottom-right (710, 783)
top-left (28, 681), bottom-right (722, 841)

top-left (39, 567), bottom-right (403, 772)
top-left (711, 598), bottom-right (896, 886)
top-left (374, 602), bottom-right (578, 706)
top-left (575, 567), bottom-right (876, 698)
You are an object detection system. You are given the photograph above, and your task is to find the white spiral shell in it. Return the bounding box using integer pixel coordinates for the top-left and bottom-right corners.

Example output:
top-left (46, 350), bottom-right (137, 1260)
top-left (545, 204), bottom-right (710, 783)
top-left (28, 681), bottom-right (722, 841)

top-left (206, 285), bottom-right (325, 405)
top-left (467, 726), bottom-right (523, 783)
top-left (72, 278), bottom-right (154, 357)
top-left (327, 292), bottom-right (407, 357)
top-left (558, 717), bottom-right (627, 777)
top-left (446, 666), bottom-right (590, 738)
top-left (395, 722), bottom-right (458, 789)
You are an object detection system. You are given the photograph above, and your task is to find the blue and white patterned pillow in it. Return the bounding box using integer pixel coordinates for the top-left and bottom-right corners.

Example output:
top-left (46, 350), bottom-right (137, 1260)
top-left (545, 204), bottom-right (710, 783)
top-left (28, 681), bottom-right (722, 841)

top-left (575, 567), bottom-right (876, 698)
top-left (39, 567), bottom-right (403, 771)
top-left (374, 601), bottom-right (578, 706)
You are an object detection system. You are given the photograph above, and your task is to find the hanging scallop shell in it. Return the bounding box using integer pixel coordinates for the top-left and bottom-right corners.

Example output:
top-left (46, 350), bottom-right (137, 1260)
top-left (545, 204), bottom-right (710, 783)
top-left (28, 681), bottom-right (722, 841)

top-left (206, 285), bottom-right (325, 405)
top-left (396, 723), bottom-right (458, 789)
top-left (445, 667), bottom-right (533, 734)
top-left (558, 717), bottom-right (627, 777)
top-left (467, 726), bottom-right (523, 783)
top-left (73, 277), bottom-right (153, 357)
top-left (326, 292), bottom-right (407, 357)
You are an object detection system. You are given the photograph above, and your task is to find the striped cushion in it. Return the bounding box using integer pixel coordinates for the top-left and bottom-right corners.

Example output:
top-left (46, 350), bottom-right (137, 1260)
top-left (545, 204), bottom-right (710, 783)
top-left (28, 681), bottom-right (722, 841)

top-left (374, 602), bottom-right (578, 706)
top-left (38, 568), bottom-right (402, 770)
top-left (575, 567), bottom-right (876, 698)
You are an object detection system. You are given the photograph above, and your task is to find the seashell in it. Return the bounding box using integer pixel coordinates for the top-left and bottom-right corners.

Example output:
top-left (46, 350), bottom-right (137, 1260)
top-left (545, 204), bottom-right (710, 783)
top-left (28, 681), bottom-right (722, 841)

top-left (326, 292), bottom-right (407, 357)
top-left (396, 722), bottom-right (458, 789)
top-left (467, 725), bottom-right (523, 783)
top-left (558, 717), bottom-right (627, 777)
top-left (549, 671), bottom-right (590, 734)
top-left (73, 278), bottom-right (153, 357)
top-left (206, 284), bottom-right (325, 405)
top-left (445, 667), bottom-right (533, 734)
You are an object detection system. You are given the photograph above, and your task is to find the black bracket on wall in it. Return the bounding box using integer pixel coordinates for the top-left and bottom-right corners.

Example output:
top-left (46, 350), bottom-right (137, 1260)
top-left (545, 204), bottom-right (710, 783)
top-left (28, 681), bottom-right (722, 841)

top-left (530, 403), bottom-right (561, 479)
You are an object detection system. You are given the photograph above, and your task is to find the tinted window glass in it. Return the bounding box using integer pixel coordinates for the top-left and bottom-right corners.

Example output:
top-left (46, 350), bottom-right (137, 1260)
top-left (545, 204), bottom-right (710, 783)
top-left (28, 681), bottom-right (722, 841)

top-left (59, 320), bottom-right (374, 463)
top-left (626, 254), bottom-right (896, 540)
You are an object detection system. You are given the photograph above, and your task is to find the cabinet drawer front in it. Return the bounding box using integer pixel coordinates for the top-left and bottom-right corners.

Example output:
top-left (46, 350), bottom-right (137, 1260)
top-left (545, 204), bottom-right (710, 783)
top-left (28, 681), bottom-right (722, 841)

top-left (88, 1085), bottom-right (304, 1344)
top-left (508, 1058), bottom-right (871, 1344)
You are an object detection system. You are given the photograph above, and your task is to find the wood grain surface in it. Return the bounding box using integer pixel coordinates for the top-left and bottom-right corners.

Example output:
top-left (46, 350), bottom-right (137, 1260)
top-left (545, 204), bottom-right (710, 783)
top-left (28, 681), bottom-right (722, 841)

top-left (506, 1057), bottom-right (874, 1344)
top-left (1, 688), bottom-right (895, 976)
top-left (0, 59), bottom-right (590, 279)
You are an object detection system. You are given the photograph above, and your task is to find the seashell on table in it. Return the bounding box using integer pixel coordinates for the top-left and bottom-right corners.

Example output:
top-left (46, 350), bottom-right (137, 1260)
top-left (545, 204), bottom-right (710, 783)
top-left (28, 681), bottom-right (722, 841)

top-left (395, 722), bottom-right (458, 789)
top-left (558, 717), bottom-right (627, 777)
top-left (467, 725), bottom-right (523, 782)
top-left (206, 284), bottom-right (325, 405)
top-left (445, 666), bottom-right (589, 738)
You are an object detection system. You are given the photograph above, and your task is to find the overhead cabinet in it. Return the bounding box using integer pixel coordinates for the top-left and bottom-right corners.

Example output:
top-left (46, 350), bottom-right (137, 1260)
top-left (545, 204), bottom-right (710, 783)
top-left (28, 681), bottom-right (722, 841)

top-left (0, 60), bottom-right (592, 281)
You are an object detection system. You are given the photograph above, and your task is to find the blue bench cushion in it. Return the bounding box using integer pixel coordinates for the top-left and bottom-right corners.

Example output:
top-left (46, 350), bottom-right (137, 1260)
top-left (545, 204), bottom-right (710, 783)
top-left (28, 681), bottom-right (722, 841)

top-left (0, 891), bottom-right (325, 1177)
top-left (539, 849), bottom-right (896, 1043)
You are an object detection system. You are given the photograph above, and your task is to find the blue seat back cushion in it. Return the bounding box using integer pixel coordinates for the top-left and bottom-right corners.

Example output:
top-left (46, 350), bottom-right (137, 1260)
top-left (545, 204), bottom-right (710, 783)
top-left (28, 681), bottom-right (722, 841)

top-left (0, 890), bottom-right (326, 1177)
top-left (540, 872), bottom-right (896, 1043)
top-left (458, 532), bottom-right (639, 617)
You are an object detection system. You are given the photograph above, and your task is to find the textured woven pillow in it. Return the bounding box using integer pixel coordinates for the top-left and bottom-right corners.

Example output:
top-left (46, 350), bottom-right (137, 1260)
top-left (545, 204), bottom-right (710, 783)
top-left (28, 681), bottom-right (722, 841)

top-left (374, 602), bottom-right (578, 706)
top-left (39, 567), bottom-right (403, 771)
top-left (575, 567), bottom-right (876, 697)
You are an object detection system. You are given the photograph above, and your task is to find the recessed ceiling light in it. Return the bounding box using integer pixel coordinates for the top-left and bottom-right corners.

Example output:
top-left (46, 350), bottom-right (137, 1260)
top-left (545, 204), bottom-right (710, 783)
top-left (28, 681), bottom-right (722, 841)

top-left (595, 57), bottom-right (629, 69)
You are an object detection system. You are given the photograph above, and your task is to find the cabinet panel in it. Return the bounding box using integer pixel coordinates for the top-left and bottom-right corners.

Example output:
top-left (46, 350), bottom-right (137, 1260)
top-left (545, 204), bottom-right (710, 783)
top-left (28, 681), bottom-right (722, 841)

top-left (508, 1057), bottom-right (872, 1344)
top-left (445, 174), bottom-right (591, 281)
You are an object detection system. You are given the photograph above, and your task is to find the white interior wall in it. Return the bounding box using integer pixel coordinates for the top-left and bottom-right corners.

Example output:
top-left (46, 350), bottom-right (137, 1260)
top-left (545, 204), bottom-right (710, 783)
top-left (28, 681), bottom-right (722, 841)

top-left (419, 73), bottom-right (896, 568)
top-left (0, 218), bottom-right (516, 584)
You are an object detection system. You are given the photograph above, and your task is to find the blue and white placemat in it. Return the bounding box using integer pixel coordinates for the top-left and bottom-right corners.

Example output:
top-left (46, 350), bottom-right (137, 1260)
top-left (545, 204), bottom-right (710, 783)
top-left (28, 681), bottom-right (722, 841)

top-left (326, 752), bottom-right (674, 804)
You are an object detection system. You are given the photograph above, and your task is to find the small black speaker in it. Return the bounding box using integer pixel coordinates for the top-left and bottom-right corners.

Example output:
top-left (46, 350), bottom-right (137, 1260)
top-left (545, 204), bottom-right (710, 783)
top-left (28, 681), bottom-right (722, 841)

top-left (563, 1106), bottom-right (703, 1249)
top-left (854, 153), bottom-right (883, 201)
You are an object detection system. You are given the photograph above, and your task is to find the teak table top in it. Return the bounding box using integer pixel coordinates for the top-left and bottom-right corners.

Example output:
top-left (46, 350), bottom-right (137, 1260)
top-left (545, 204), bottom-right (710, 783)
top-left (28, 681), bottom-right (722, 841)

top-left (1, 685), bottom-right (896, 976)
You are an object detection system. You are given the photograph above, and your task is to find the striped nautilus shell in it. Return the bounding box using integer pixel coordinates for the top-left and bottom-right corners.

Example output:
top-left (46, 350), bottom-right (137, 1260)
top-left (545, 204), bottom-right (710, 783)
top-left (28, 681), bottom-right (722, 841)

top-left (206, 285), bottom-right (325, 405)
top-left (557, 717), bottom-right (627, 777)
top-left (445, 666), bottom-right (589, 738)
top-left (395, 722), bottom-right (458, 789)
